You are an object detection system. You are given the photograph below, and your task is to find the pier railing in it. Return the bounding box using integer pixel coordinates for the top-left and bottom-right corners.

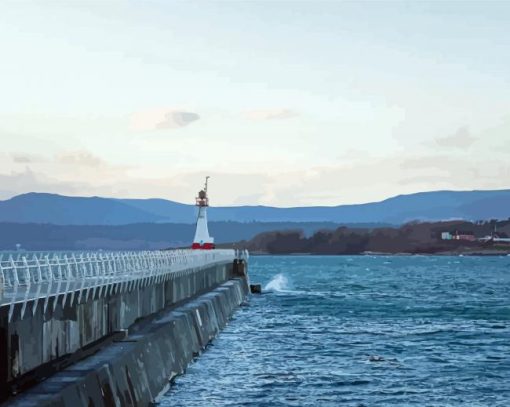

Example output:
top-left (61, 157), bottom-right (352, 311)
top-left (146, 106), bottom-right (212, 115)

top-left (0, 249), bottom-right (246, 289)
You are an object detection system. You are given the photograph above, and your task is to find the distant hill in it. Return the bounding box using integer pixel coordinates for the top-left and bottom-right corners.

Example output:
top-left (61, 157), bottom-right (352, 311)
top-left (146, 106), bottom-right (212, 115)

top-left (1, 189), bottom-right (510, 225)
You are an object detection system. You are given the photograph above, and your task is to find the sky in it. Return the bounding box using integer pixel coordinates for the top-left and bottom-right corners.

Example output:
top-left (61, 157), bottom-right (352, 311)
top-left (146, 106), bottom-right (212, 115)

top-left (0, 0), bottom-right (509, 207)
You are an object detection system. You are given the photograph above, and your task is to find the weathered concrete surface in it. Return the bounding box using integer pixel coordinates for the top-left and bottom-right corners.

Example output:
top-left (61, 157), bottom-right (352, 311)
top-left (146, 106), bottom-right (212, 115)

top-left (4, 277), bottom-right (249, 406)
top-left (0, 260), bottom-right (239, 400)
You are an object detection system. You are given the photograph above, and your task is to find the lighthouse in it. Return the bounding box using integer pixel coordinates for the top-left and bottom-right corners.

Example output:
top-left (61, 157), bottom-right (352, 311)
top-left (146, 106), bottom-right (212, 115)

top-left (191, 176), bottom-right (215, 250)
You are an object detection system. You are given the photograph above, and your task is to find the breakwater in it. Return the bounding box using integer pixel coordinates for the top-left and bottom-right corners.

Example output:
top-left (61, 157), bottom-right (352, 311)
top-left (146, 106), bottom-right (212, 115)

top-left (0, 250), bottom-right (249, 406)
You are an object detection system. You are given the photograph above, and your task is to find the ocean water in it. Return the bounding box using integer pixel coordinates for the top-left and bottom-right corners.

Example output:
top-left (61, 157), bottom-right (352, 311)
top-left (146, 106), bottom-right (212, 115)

top-left (160, 255), bottom-right (510, 406)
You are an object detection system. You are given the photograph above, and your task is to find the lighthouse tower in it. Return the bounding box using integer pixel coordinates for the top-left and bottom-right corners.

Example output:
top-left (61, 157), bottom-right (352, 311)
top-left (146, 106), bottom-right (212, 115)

top-left (191, 176), bottom-right (215, 250)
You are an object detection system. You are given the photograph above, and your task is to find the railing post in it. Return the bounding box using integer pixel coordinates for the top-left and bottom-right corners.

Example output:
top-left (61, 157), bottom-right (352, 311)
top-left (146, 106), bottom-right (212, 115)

top-left (35, 256), bottom-right (43, 284)
top-left (0, 264), bottom-right (4, 291)
top-left (22, 256), bottom-right (31, 286)
top-left (9, 256), bottom-right (19, 287)
top-left (43, 255), bottom-right (51, 283)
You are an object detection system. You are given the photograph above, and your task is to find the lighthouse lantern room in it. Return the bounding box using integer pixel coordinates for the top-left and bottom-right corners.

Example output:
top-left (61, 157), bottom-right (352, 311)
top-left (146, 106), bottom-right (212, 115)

top-left (192, 176), bottom-right (215, 250)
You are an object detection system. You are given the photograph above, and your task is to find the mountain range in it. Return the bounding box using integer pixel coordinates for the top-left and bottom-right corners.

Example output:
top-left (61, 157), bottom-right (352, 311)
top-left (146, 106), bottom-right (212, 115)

top-left (1, 189), bottom-right (510, 225)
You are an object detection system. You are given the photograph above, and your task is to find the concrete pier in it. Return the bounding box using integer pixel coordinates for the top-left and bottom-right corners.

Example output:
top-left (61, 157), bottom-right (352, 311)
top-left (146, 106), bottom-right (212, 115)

top-left (0, 250), bottom-right (249, 405)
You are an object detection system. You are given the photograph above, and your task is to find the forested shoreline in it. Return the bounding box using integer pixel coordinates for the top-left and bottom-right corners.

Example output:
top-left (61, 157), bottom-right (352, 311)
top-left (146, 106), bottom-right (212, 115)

top-left (236, 220), bottom-right (510, 255)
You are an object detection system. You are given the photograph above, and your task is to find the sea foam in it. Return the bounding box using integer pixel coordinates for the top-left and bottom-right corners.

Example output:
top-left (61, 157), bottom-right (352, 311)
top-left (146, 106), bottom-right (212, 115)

top-left (264, 273), bottom-right (289, 292)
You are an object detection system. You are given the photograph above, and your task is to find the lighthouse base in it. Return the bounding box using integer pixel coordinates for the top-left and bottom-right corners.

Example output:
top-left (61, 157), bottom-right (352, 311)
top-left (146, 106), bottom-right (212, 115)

top-left (191, 243), bottom-right (215, 250)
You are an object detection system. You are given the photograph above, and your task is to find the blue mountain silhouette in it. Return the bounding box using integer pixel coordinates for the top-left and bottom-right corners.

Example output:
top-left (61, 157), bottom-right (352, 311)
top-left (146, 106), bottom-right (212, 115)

top-left (1, 189), bottom-right (509, 225)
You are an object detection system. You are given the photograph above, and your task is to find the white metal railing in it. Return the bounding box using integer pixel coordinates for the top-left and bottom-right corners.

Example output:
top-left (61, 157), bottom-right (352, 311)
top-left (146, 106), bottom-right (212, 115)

top-left (0, 249), bottom-right (243, 289)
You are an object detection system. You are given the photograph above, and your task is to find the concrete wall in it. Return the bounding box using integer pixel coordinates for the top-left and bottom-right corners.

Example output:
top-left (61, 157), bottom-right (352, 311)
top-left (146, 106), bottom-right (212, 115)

top-left (6, 278), bottom-right (249, 406)
top-left (0, 260), bottom-right (238, 400)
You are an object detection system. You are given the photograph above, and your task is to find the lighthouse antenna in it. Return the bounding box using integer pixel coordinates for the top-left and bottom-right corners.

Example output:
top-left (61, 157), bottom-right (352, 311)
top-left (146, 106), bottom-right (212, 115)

top-left (204, 176), bottom-right (210, 194)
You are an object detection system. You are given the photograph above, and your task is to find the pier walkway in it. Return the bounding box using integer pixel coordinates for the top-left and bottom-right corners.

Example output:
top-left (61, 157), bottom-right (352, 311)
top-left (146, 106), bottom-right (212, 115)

top-left (0, 250), bottom-right (243, 321)
top-left (0, 249), bottom-right (249, 403)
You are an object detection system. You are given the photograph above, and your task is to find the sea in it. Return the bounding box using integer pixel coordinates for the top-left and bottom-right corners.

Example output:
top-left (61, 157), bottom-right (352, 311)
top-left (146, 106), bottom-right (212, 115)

top-left (160, 255), bottom-right (510, 407)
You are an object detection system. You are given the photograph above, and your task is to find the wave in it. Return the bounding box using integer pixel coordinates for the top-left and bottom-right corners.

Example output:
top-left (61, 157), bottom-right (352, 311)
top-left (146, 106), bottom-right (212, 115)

top-left (264, 273), bottom-right (289, 292)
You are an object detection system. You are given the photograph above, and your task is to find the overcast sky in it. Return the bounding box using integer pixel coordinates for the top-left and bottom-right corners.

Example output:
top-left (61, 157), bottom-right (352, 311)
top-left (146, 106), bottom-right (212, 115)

top-left (1, 1), bottom-right (509, 206)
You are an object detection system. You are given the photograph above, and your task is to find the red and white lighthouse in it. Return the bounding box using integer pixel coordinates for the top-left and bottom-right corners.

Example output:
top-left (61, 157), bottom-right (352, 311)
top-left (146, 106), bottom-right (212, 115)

top-left (191, 176), bottom-right (215, 250)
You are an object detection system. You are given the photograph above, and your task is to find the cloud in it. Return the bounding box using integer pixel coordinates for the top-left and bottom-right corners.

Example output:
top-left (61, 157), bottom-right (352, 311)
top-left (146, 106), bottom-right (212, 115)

top-left (0, 149), bottom-right (136, 200)
top-left (433, 127), bottom-right (476, 150)
top-left (243, 109), bottom-right (299, 121)
top-left (130, 108), bottom-right (200, 131)
top-left (0, 166), bottom-right (272, 206)
top-left (10, 153), bottom-right (40, 163)
top-left (56, 150), bottom-right (105, 167)
top-left (2, 155), bottom-right (510, 206)
top-left (253, 153), bottom-right (510, 206)
top-left (0, 168), bottom-right (81, 199)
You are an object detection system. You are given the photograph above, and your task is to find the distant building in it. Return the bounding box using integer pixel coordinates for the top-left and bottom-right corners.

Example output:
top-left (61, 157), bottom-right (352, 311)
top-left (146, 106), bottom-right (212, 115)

top-left (479, 233), bottom-right (510, 243)
top-left (457, 234), bottom-right (476, 241)
top-left (494, 237), bottom-right (510, 243)
top-left (442, 231), bottom-right (475, 241)
top-left (453, 231), bottom-right (476, 241)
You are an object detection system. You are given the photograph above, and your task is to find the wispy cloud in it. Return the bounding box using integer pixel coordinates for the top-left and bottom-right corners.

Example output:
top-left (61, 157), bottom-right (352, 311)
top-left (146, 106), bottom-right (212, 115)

top-left (0, 168), bottom-right (79, 199)
top-left (243, 109), bottom-right (299, 121)
top-left (10, 153), bottom-right (41, 163)
top-left (130, 108), bottom-right (200, 131)
top-left (0, 166), bottom-right (272, 205)
top-left (433, 127), bottom-right (476, 150)
top-left (56, 150), bottom-right (105, 167)
top-left (2, 154), bottom-right (510, 206)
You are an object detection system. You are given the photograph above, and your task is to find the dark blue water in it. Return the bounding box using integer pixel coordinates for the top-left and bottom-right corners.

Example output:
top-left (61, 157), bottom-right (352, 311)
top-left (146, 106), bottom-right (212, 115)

top-left (161, 256), bottom-right (510, 406)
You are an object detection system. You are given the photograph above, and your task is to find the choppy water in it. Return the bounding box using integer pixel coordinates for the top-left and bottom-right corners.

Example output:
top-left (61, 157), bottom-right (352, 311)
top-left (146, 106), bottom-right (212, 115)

top-left (160, 255), bottom-right (510, 406)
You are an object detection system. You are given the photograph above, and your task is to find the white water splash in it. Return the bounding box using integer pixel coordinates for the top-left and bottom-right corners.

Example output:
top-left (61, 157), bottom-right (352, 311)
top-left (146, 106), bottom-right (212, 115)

top-left (264, 273), bottom-right (289, 292)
